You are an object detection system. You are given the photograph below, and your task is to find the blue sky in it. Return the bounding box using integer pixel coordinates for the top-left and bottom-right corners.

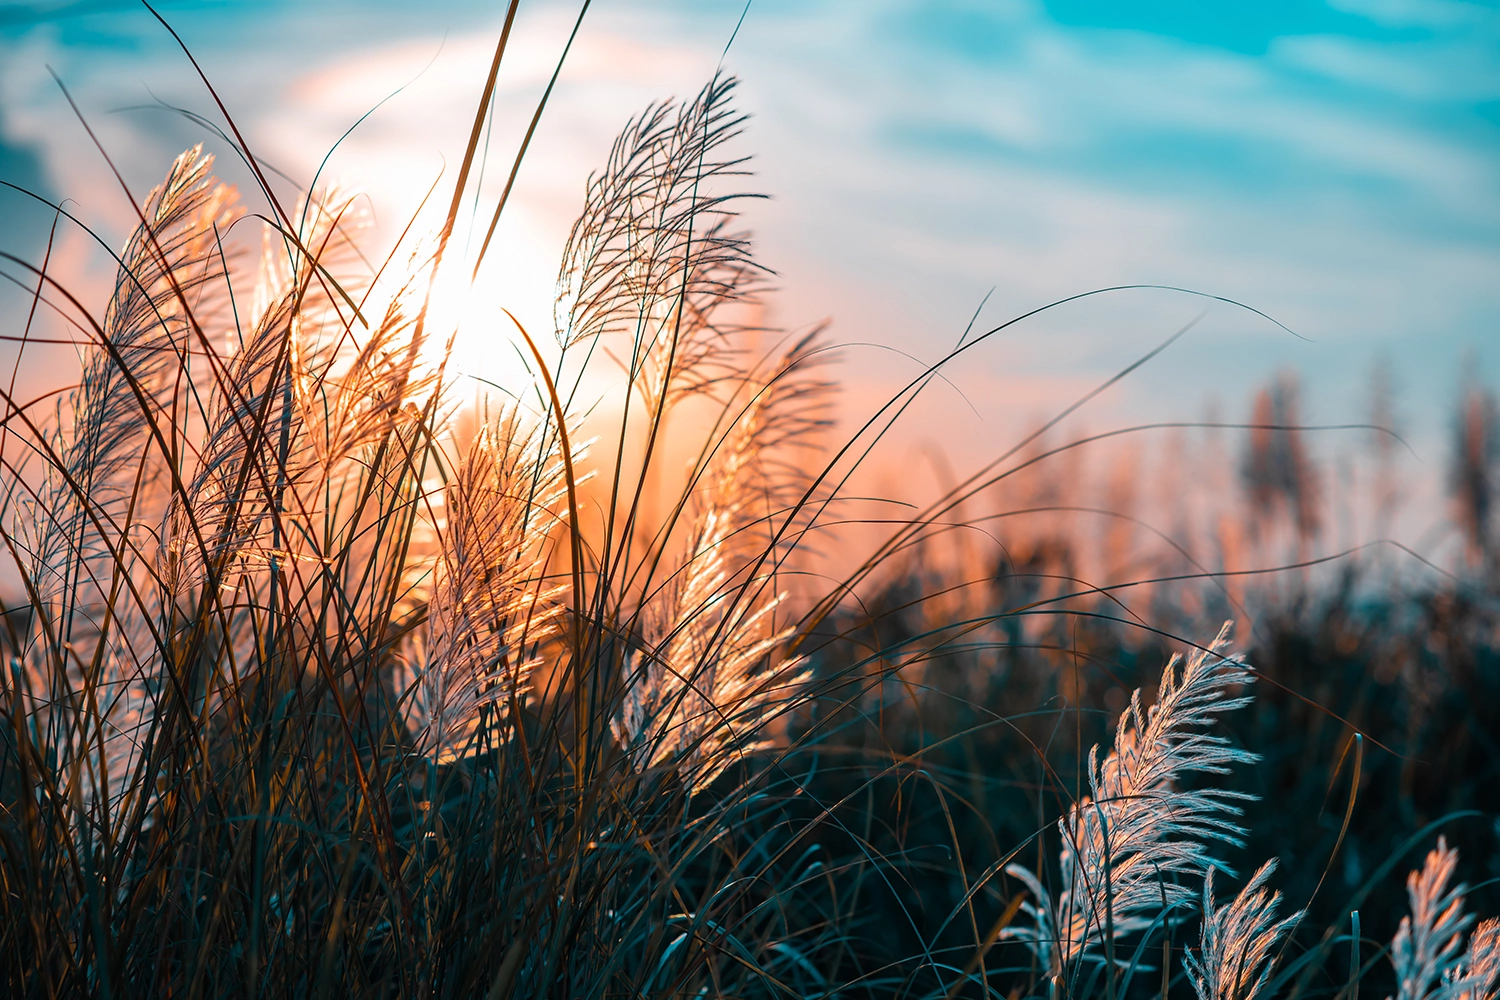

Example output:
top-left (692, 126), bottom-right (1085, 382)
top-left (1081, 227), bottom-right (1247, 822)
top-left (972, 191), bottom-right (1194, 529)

top-left (1, 0), bottom-right (1497, 541)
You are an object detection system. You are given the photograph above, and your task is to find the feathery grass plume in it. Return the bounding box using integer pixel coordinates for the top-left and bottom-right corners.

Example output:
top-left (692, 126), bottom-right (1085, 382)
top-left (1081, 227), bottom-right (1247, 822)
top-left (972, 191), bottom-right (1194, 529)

top-left (548, 68), bottom-right (823, 791)
top-left (1444, 918), bottom-right (1500, 1000)
top-left (298, 269), bottom-right (431, 472)
top-left (1390, 838), bottom-right (1477, 1000)
top-left (725, 327), bottom-right (839, 558)
top-left (163, 275), bottom-right (294, 598)
top-left (6, 147), bottom-right (238, 822)
top-left (162, 187), bottom-right (371, 601)
top-left (400, 404), bottom-right (567, 762)
top-left (1184, 861), bottom-right (1304, 1000)
top-left (554, 71), bottom-right (762, 409)
top-left (1004, 623), bottom-right (1258, 975)
top-left (286, 230), bottom-right (444, 637)
top-left (613, 522), bottom-right (805, 792)
top-left (137, 183), bottom-right (423, 834)
top-left (20, 145), bottom-right (235, 613)
top-left (612, 336), bottom-right (829, 792)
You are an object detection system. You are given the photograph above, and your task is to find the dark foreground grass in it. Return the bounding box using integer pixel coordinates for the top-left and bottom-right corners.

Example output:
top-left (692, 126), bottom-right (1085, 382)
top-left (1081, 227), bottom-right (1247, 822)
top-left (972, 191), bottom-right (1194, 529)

top-left (799, 550), bottom-right (1500, 1000)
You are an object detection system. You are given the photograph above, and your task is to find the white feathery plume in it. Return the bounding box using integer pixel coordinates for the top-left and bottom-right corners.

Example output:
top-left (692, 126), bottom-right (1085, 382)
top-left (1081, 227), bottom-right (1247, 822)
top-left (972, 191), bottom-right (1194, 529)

top-left (613, 505), bottom-right (807, 792)
top-left (297, 271), bottom-right (432, 473)
top-left (139, 188), bottom-right (374, 762)
top-left (1005, 623), bottom-right (1259, 973)
top-left (561, 74), bottom-right (827, 793)
top-left (164, 277), bottom-right (299, 598)
top-left (163, 188), bottom-right (365, 601)
top-left (23, 145), bottom-right (236, 613)
top-left (1443, 918), bottom-right (1500, 1000)
top-left (1389, 838), bottom-right (1489, 1000)
top-left (288, 237), bottom-right (444, 638)
top-left (1391, 838), bottom-right (1474, 1000)
top-left (612, 344), bottom-right (821, 793)
top-left (1184, 861), bottom-right (1304, 1000)
top-left (400, 406), bottom-right (567, 763)
top-left (286, 204), bottom-right (438, 478)
top-left (554, 73), bottom-right (756, 347)
top-left (553, 72), bottom-right (763, 422)
top-left (9, 148), bottom-right (238, 826)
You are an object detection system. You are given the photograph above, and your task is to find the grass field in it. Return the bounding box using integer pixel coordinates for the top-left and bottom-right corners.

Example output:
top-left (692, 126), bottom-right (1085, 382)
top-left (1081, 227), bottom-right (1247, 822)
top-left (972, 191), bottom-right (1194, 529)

top-left (2, 8), bottom-right (1498, 998)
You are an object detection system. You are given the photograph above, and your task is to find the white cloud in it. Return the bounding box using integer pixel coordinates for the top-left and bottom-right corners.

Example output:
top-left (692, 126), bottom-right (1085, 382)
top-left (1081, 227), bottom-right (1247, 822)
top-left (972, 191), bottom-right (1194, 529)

top-left (1328, 0), bottom-right (1495, 31)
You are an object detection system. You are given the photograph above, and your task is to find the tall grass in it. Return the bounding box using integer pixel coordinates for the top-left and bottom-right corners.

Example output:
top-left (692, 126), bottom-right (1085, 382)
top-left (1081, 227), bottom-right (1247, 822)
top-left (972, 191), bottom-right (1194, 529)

top-left (2, 11), bottom-right (1498, 999)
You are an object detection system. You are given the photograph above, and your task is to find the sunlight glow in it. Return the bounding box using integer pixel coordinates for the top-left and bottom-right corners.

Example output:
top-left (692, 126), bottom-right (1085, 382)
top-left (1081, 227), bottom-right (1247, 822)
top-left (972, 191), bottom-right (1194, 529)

top-left (390, 204), bottom-right (563, 410)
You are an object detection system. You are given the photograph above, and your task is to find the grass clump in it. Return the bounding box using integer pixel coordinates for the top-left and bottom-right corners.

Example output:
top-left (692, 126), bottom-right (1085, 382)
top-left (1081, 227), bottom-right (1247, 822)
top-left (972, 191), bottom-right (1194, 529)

top-left (0, 64), bottom-right (836, 995)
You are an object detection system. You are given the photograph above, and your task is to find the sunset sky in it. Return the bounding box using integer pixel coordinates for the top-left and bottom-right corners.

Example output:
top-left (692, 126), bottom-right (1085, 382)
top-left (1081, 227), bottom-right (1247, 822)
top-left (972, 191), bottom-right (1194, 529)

top-left (2, 0), bottom-right (1497, 533)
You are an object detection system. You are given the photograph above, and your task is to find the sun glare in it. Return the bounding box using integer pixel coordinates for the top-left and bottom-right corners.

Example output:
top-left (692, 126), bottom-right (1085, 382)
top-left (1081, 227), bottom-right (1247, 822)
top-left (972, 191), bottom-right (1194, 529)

top-left (400, 205), bottom-right (562, 407)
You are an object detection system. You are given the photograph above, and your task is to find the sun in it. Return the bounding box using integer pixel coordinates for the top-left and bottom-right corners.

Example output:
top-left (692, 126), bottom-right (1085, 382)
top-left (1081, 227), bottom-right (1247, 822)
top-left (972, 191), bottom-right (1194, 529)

top-left (403, 203), bottom-right (562, 407)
